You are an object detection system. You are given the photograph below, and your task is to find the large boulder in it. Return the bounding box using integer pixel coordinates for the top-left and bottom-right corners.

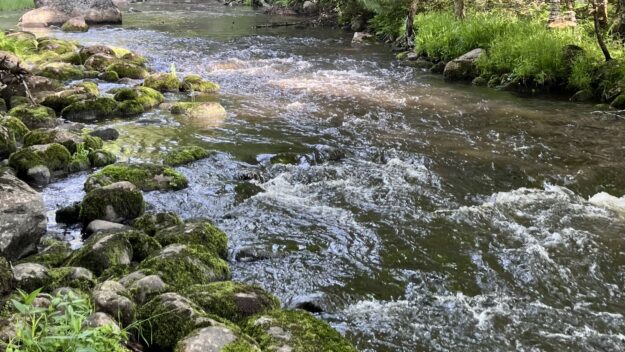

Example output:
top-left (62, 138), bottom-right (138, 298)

top-left (66, 231), bottom-right (133, 276)
top-left (183, 282), bottom-right (280, 323)
top-left (176, 326), bottom-right (260, 352)
top-left (8, 105), bottom-right (57, 130)
top-left (153, 220), bottom-right (228, 259)
top-left (244, 310), bottom-right (357, 352)
top-left (0, 171), bottom-right (46, 260)
top-left (80, 181), bottom-right (145, 225)
top-left (84, 163), bottom-right (188, 192)
top-left (443, 48), bottom-right (485, 82)
top-left (8, 143), bottom-right (72, 186)
top-left (23, 128), bottom-right (84, 154)
top-left (22, 0), bottom-right (122, 27)
top-left (12, 263), bottom-right (51, 292)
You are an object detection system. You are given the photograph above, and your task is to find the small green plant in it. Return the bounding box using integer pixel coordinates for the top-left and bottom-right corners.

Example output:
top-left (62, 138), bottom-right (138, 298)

top-left (3, 289), bottom-right (129, 352)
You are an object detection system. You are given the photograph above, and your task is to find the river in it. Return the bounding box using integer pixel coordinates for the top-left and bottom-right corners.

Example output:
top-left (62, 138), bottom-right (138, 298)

top-left (3, 2), bottom-right (625, 351)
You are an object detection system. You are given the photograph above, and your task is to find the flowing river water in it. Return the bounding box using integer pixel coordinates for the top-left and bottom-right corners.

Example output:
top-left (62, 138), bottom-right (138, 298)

top-left (4, 2), bottom-right (625, 351)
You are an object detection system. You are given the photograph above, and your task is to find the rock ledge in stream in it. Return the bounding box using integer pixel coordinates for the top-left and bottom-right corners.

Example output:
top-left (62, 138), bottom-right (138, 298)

top-left (84, 163), bottom-right (188, 192)
top-left (21, 0), bottom-right (122, 27)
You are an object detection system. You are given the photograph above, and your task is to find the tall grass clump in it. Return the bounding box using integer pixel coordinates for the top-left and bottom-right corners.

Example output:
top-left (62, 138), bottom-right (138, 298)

top-left (0, 0), bottom-right (35, 11)
top-left (0, 32), bottom-right (35, 58)
top-left (2, 289), bottom-right (129, 352)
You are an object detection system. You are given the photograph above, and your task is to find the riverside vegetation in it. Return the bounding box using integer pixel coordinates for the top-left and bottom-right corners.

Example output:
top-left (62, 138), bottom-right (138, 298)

top-left (257, 0), bottom-right (625, 107)
top-left (0, 15), bottom-right (357, 352)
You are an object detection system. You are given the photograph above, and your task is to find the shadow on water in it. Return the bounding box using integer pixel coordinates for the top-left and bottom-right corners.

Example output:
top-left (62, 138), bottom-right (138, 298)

top-left (5, 2), bottom-right (625, 351)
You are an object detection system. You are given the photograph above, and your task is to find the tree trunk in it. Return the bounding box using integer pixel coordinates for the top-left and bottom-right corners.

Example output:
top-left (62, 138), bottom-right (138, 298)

top-left (405, 0), bottom-right (418, 48)
top-left (616, 0), bottom-right (625, 38)
top-left (591, 0), bottom-right (612, 61)
top-left (597, 0), bottom-right (608, 28)
top-left (548, 0), bottom-right (561, 24)
top-left (454, 0), bottom-right (465, 19)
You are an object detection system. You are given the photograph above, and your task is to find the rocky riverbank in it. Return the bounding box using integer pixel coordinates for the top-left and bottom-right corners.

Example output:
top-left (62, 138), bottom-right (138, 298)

top-left (0, 24), bottom-right (356, 352)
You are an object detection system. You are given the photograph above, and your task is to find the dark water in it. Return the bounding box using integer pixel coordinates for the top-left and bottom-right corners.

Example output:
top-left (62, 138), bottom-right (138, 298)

top-left (5, 3), bottom-right (625, 351)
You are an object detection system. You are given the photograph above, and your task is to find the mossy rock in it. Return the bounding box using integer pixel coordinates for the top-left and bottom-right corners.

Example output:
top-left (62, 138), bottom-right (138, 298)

top-left (98, 70), bottom-right (119, 82)
top-left (244, 309), bottom-right (357, 352)
top-left (85, 53), bottom-right (118, 72)
top-left (132, 212), bottom-right (182, 236)
top-left (611, 94), bottom-right (625, 109)
top-left (163, 146), bottom-right (210, 166)
top-left (113, 88), bottom-right (139, 102)
top-left (135, 86), bottom-right (164, 109)
top-left (23, 129), bottom-right (83, 154)
top-left (270, 152), bottom-right (300, 165)
top-left (8, 105), bottom-right (57, 129)
top-left (80, 181), bottom-right (145, 225)
top-left (138, 244), bottom-right (230, 289)
top-left (47, 267), bottom-right (96, 292)
top-left (175, 326), bottom-right (260, 352)
top-left (106, 62), bottom-right (148, 79)
top-left (144, 73), bottom-right (180, 92)
top-left (118, 100), bottom-right (145, 117)
top-left (38, 38), bottom-right (78, 55)
top-left (39, 62), bottom-right (85, 81)
top-left (65, 231), bottom-right (134, 276)
top-left (84, 163), bottom-right (188, 192)
top-left (0, 257), bottom-right (15, 295)
top-left (17, 237), bottom-right (72, 268)
top-left (153, 220), bottom-right (228, 258)
top-left (0, 126), bottom-right (16, 160)
top-left (41, 89), bottom-right (94, 112)
top-left (180, 74), bottom-right (220, 93)
top-left (61, 17), bottom-right (89, 32)
top-left (121, 52), bottom-right (147, 66)
top-left (68, 152), bottom-right (90, 173)
top-left (61, 97), bottom-right (119, 123)
top-left (12, 263), bottom-right (51, 292)
top-left (83, 135), bottom-right (104, 151)
top-left (0, 98), bottom-right (7, 112)
top-left (234, 182), bottom-right (264, 203)
top-left (138, 293), bottom-right (217, 352)
top-left (89, 149), bottom-right (116, 168)
top-left (8, 143), bottom-right (71, 179)
top-left (55, 202), bottom-right (82, 225)
top-left (183, 282), bottom-right (280, 324)
top-left (0, 116), bottom-right (29, 141)
top-left (76, 81), bottom-right (100, 96)
top-left (79, 45), bottom-right (116, 62)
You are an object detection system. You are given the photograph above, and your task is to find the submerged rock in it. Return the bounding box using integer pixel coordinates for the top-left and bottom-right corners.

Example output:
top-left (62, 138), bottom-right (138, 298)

top-left (0, 171), bottom-right (46, 260)
top-left (89, 128), bottom-right (119, 141)
top-left (163, 146), bottom-right (210, 166)
top-left (84, 163), bottom-right (188, 192)
top-left (443, 48), bottom-right (485, 82)
top-left (80, 181), bottom-right (145, 225)
top-left (234, 182), bottom-right (264, 203)
top-left (143, 72), bottom-right (180, 92)
top-left (179, 74), bottom-right (220, 93)
top-left (170, 102), bottom-right (227, 129)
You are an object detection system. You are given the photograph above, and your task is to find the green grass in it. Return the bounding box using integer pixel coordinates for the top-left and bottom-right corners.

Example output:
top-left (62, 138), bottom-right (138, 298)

top-left (0, 0), bottom-right (35, 11)
top-left (2, 289), bottom-right (129, 352)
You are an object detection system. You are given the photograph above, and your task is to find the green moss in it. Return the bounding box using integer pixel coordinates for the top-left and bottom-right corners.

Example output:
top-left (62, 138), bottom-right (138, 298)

top-left (0, 116), bottom-right (29, 141)
top-left (163, 146), bottom-right (210, 166)
top-left (79, 183), bottom-right (145, 225)
top-left (76, 81), bottom-right (100, 96)
top-left (61, 21), bottom-right (88, 33)
top-left (0, 125), bottom-right (16, 159)
top-left (47, 267), bottom-right (95, 292)
top-left (244, 309), bottom-right (357, 352)
top-left (139, 244), bottom-right (231, 289)
top-left (111, 47), bottom-right (131, 58)
top-left (88, 149), bottom-right (116, 167)
top-left (121, 52), bottom-right (147, 66)
top-left (60, 51), bottom-right (83, 65)
top-left (99, 70), bottom-right (119, 82)
top-left (113, 88), bottom-right (138, 102)
top-left (235, 182), bottom-right (264, 203)
top-left (154, 220), bottom-right (228, 258)
top-left (132, 212), bottom-right (182, 236)
top-left (170, 102), bottom-right (197, 115)
top-left (8, 105), bottom-right (56, 129)
top-left (138, 293), bottom-right (212, 352)
top-left (85, 54), bottom-right (118, 72)
top-left (135, 86), bottom-right (164, 109)
top-left (184, 282), bottom-right (280, 324)
top-left (611, 94), bottom-right (625, 109)
top-left (37, 38), bottom-right (78, 55)
top-left (41, 90), bottom-right (92, 112)
top-left (66, 232), bottom-right (134, 276)
top-left (84, 163), bottom-right (189, 192)
top-left (143, 73), bottom-right (180, 92)
top-left (23, 128), bottom-right (55, 147)
top-left (17, 238), bottom-right (71, 268)
top-left (123, 230), bottom-right (161, 262)
top-left (0, 257), bottom-right (15, 295)
top-left (106, 62), bottom-right (148, 79)
top-left (222, 339), bottom-right (260, 352)
top-left (83, 135), bottom-right (104, 151)
top-left (118, 100), bottom-right (145, 117)
top-left (8, 143), bottom-right (71, 176)
top-left (180, 74), bottom-right (220, 93)
top-left (270, 152), bottom-right (300, 165)
top-left (99, 265), bottom-right (132, 282)
top-left (68, 152), bottom-right (90, 173)
top-left (61, 97), bottom-right (119, 122)
top-left (39, 62), bottom-right (85, 81)
top-left (10, 96), bottom-right (30, 109)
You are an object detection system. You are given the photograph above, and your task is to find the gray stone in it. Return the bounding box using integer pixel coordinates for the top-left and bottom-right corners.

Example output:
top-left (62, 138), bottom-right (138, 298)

top-left (23, 0), bottom-right (122, 27)
top-left (175, 326), bottom-right (238, 352)
top-left (82, 312), bottom-right (121, 331)
top-left (92, 280), bottom-right (136, 326)
top-left (443, 48), bottom-right (485, 82)
top-left (0, 172), bottom-right (46, 261)
top-left (12, 263), bottom-right (50, 291)
top-left (130, 274), bottom-right (167, 304)
top-left (85, 220), bottom-right (131, 237)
